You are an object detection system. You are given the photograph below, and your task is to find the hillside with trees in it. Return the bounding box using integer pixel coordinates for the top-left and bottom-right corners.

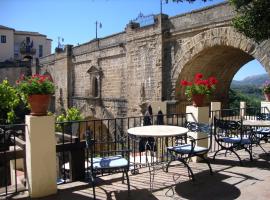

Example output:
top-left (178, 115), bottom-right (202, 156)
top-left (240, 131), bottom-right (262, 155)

top-left (229, 73), bottom-right (269, 108)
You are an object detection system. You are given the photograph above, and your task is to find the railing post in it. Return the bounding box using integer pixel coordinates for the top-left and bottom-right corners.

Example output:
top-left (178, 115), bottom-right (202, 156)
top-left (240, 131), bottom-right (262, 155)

top-left (25, 115), bottom-right (57, 198)
top-left (240, 101), bottom-right (246, 118)
top-left (186, 105), bottom-right (209, 162)
top-left (69, 147), bottom-right (85, 181)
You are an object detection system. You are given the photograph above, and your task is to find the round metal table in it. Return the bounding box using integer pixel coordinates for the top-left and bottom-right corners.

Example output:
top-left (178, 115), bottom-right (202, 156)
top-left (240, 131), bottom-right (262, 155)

top-left (127, 125), bottom-right (188, 191)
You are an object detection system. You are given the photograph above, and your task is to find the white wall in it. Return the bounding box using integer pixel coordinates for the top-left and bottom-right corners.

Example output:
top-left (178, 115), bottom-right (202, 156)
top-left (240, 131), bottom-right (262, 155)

top-left (0, 28), bottom-right (14, 61)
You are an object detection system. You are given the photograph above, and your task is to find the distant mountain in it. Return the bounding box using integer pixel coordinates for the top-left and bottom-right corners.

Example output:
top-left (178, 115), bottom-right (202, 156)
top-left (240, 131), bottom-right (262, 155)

top-left (232, 73), bottom-right (270, 87)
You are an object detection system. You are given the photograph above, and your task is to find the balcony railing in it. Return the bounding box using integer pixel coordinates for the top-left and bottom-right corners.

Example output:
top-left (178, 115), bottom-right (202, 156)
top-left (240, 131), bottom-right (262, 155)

top-left (20, 46), bottom-right (36, 55)
top-left (0, 124), bottom-right (27, 198)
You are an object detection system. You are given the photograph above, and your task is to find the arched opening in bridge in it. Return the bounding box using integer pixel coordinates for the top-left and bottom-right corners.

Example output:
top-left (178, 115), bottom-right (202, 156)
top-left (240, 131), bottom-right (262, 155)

top-left (175, 45), bottom-right (268, 109)
top-left (229, 59), bottom-right (268, 108)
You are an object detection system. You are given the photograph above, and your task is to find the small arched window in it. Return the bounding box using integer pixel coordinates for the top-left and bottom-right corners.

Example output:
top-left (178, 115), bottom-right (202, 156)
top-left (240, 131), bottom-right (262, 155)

top-left (92, 77), bottom-right (99, 98)
top-left (87, 65), bottom-right (102, 98)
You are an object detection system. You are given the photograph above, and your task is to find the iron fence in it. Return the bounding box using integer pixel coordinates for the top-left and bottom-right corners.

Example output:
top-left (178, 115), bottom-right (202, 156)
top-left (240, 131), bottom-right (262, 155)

top-left (0, 124), bottom-right (27, 197)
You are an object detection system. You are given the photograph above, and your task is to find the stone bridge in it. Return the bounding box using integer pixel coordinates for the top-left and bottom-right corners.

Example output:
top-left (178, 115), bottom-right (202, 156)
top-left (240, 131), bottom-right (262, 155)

top-left (38, 2), bottom-right (270, 119)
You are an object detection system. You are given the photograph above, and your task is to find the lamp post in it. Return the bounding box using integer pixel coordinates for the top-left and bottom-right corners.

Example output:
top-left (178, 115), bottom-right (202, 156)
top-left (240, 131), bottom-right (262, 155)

top-left (95, 21), bottom-right (102, 39)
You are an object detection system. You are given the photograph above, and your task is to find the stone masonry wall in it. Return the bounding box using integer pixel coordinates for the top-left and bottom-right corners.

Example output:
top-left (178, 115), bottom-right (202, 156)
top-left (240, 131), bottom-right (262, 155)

top-left (37, 2), bottom-right (270, 118)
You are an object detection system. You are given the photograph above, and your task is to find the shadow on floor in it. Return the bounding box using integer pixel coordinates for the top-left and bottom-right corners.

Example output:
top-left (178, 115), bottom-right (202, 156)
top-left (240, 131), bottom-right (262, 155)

top-left (114, 189), bottom-right (158, 200)
top-left (6, 184), bottom-right (94, 200)
top-left (211, 153), bottom-right (270, 170)
top-left (175, 171), bottom-right (241, 200)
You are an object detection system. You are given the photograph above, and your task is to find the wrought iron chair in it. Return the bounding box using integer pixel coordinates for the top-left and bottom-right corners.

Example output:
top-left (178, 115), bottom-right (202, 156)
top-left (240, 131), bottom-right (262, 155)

top-left (166, 122), bottom-right (212, 181)
top-left (85, 129), bottom-right (130, 200)
top-left (213, 117), bottom-right (258, 165)
top-left (255, 113), bottom-right (270, 142)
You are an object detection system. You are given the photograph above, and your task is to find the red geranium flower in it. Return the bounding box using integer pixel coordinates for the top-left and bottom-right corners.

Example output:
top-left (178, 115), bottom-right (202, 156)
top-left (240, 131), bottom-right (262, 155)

top-left (180, 72), bottom-right (218, 101)
top-left (195, 73), bottom-right (203, 80)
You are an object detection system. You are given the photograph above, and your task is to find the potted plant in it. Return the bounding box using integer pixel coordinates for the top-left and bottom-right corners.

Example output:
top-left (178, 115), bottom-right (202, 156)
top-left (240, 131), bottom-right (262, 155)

top-left (16, 74), bottom-right (55, 116)
top-left (56, 107), bottom-right (83, 135)
top-left (180, 73), bottom-right (218, 107)
top-left (263, 81), bottom-right (270, 101)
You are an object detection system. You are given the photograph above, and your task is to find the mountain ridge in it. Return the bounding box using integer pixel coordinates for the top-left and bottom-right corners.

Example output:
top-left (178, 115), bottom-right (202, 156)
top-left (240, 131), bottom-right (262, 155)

top-left (232, 73), bottom-right (270, 87)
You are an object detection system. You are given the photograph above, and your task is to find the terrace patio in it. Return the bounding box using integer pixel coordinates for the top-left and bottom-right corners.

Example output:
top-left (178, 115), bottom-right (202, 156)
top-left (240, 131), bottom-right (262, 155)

top-left (5, 143), bottom-right (270, 200)
top-left (2, 104), bottom-right (270, 200)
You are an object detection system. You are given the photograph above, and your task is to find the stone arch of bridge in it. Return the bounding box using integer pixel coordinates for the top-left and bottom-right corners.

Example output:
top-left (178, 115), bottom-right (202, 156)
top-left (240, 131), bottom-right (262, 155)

top-left (171, 26), bottom-right (270, 105)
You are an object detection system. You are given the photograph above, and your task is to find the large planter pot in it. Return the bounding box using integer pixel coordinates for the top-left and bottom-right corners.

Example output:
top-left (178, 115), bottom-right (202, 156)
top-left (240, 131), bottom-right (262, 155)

top-left (28, 94), bottom-right (51, 116)
top-left (264, 93), bottom-right (270, 101)
top-left (192, 94), bottom-right (205, 107)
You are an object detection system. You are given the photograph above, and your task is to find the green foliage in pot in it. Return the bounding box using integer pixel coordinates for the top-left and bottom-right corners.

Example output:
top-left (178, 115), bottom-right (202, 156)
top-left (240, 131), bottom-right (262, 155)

top-left (56, 107), bottom-right (83, 132)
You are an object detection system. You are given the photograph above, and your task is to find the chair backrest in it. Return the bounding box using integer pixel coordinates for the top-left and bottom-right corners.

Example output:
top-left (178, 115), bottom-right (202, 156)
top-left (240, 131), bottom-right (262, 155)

top-left (213, 117), bottom-right (242, 137)
top-left (186, 122), bottom-right (211, 133)
top-left (185, 122), bottom-right (212, 151)
top-left (85, 129), bottom-right (94, 149)
top-left (256, 113), bottom-right (270, 120)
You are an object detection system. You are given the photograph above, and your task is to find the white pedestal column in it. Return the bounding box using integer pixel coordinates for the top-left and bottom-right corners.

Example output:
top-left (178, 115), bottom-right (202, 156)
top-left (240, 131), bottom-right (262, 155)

top-left (240, 101), bottom-right (246, 118)
top-left (211, 101), bottom-right (221, 119)
top-left (261, 101), bottom-right (270, 113)
top-left (186, 106), bottom-right (209, 162)
top-left (25, 115), bottom-right (57, 198)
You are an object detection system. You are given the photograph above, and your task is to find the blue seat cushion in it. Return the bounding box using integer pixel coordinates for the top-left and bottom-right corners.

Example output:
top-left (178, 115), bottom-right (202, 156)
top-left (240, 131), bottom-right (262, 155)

top-left (221, 137), bottom-right (252, 144)
top-left (256, 128), bottom-right (270, 135)
top-left (167, 144), bottom-right (208, 154)
top-left (92, 155), bottom-right (128, 169)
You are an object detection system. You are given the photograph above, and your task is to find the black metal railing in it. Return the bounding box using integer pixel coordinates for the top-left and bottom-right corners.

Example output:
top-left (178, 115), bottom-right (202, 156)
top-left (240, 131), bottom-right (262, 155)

top-left (0, 124), bottom-right (27, 197)
top-left (55, 113), bottom-right (193, 184)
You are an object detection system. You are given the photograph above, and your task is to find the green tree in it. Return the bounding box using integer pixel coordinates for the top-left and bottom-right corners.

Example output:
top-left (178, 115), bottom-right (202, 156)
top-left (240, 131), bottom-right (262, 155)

top-left (168, 0), bottom-right (270, 42)
top-left (229, 0), bottom-right (270, 42)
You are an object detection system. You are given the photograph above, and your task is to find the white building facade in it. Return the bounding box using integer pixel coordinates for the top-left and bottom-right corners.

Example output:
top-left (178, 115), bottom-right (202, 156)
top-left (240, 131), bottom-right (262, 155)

top-left (0, 25), bottom-right (52, 62)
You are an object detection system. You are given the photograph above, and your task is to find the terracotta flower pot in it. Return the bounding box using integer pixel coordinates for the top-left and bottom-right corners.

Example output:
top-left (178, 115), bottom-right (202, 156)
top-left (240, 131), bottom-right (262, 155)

top-left (264, 93), bottom-right (270, 101)
top-left (28, 94), bottom-right (51, 116)
top-left (192, 94), bottom-right (205, 107)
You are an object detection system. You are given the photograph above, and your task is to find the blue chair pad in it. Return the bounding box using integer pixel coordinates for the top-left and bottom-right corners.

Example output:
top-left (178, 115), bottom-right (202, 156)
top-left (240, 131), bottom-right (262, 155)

top-left (167, 144), bottom-right (208, 154)
top-left (221, 137), bottom-right (252, 144)
top-left (256, 128), bottom-right (270, 134)
top-left (92, 155), bottom-right (128, 169)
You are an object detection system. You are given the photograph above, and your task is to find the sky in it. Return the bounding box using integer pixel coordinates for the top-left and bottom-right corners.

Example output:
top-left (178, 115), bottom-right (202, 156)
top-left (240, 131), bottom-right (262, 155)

top-left (0, 0), bottom-right (267, 80)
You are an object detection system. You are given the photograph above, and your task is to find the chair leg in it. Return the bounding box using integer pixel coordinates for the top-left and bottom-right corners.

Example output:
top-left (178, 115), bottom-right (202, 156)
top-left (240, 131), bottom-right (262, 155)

top-left (198, 154), bottom-right (213, 175)
top-left (213, 149), bottom-right (223, 161)
top-left (243, 146), bottom-right (253, 161)
top-left (122, 172), bottom-right (125, 184)
top-left (124, 170), bottom-right (130, 196)
top-left (228, 149), bottom-right (243, 165)
top-left (90, 174), bottom-right (96, 200)
top-left (165, 152), bottom-right (175, 172)
top-left (165, 159), bottom-right (174, 173)
top-left (177, 157), bottom-right (195, 181)
top-left (258, 143), bottom-right (268, 154)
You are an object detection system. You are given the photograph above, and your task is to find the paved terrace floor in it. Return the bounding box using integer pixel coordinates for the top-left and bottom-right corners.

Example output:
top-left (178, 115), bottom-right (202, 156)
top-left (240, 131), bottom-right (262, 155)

top-left (5, 143), bottom-right (270, 200)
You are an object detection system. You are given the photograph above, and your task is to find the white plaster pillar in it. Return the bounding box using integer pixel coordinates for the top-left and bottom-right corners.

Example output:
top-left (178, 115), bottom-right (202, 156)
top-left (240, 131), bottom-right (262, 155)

top-left (25, 115), bottom-right (57, 198)
top-left (240, 101), bottom-right (246, 118)
top-left (186, 106), bottom-right (209, 162)
top-left (261, 101), bottom-right (270, 113)
top-left (211, 101), bottom-right (221, 119)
